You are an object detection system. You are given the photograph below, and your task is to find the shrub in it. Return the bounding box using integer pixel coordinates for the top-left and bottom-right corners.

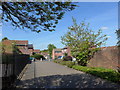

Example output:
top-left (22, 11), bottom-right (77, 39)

top-left (32, 54), bottom-right (45, 60)
top-left (72, 65), bottom-right (120, 83)
top-left (54, 60), bottom-right (75, 68)
top-left (53, 59), bottom-right (64, 64)
top-left (63, 56), bottom-right (72, 61)
top-left (65, 61), bottom-right (75, 68)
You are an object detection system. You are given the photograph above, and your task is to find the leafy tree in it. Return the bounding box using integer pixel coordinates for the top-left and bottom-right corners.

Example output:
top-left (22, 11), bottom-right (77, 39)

top-left (2, 37), bottom-right (8, 41)
top-left (47, 44), bottom-right (56, 59)
top-left (31, 54), bottom-right (45, 60)
top-left (2, 2), bottom-right (77, 33)
top-left (40, 49), bottom-right (48, 53)
top-left (61, 18), bottom-right (108, 66)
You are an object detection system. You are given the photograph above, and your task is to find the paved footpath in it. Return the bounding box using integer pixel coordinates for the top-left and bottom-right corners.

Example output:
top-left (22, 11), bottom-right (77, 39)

top-left (16, 60), bottom-right (120, 89)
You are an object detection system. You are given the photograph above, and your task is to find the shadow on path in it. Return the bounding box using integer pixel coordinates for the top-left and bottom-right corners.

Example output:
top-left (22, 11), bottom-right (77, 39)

top-left (16, 73), bottom-right (120, 89)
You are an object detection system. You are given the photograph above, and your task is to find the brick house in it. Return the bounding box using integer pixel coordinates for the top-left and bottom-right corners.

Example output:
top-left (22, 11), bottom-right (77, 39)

top-left (14, 40), bottom-right (30, 55)
top-left (61, 47), bottom-right (71, 56)
top-left (2, 40), bottom-right (32, 55)
top-left (52, 47), bottom-right (71, 59)
top-left (28, 44), bottom-right (34, 56)
top-left (52, 48), bottom-right (63, 59)
top-left (33, 49), bottom-right (40, 54)
top-left (40, 52), bottom-right (49, 59)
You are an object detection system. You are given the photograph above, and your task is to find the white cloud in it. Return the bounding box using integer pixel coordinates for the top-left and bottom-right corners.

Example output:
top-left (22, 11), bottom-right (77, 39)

top-left (101, 27), bottom-right (109, 30)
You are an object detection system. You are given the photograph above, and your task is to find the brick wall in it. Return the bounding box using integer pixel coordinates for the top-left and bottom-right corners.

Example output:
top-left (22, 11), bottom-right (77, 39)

top-left (87, 46), bottom-right (120, 70)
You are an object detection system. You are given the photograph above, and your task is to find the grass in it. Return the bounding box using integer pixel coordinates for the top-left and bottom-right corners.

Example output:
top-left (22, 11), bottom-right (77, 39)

top-left (53, 60), bottom-right (120, 83)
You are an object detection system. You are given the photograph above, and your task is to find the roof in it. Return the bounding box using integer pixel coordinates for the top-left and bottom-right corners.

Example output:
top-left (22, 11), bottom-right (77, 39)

top-left (19, 48), bottom-right (30, 54)
top-left (2, 40), bottom-right (29, 54)
top-left (53, 48), bottom-right (62, 51)
top-left (41, 52), bottom-right (49, 55)
top-left (62, 46), bottom-right (70, 49)
top-left (34, 49), bottom-right (40, 52)
top-left (2, 40), bottom-right (13, 53)
top-left (12, 40), bottom-right (28, 45)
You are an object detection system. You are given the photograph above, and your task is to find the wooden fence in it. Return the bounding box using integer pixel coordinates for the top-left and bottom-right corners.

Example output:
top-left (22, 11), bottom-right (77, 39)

top-left (1, 53), bottom-right (30, 88)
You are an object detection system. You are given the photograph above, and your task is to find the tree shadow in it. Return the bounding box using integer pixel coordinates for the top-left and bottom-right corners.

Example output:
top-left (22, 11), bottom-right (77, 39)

top-left (16, 73), bottom-right (120, 89)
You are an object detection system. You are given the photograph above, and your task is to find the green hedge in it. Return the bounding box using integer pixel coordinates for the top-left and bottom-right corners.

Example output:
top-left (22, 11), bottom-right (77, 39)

top-left (72, 65), bottom-right (120, 83)
top-left (54, 60), bottom-right (75, 68)
top-left (54, 60), bottom-right (120, 83)
top-left (31, 54), bottom-right (45, 60)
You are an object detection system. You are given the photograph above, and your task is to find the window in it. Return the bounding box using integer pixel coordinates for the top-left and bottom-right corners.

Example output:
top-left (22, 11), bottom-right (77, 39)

top-left (55, 51), bottom-right (62, 53)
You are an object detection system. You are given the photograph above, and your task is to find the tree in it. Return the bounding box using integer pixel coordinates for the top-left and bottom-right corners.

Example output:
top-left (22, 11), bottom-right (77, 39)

top-left (47, 44), bottom-right (56, 59)
top-left (32, 54), bottom-right (45, 60)
top-left (61, 18), bottom-right (108, 66)
top-left (2, 2), bottom-right (77, 33)
top-left (40, 49), bottom-right (48, 53)
top-left (2, 37), bottom-right (8, 41)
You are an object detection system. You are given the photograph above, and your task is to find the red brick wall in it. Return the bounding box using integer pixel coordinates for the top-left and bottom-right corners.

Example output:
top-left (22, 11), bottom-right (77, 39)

top-left (87, 46), bottom-right (120, 70)
top-left (52, 49), bottom-right (63, 59)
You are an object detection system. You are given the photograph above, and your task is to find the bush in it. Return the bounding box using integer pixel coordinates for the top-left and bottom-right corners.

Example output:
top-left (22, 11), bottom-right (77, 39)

top-left (54, 59), bottom-right (120, 83)
top-left (63, 56), bottom-right (72, 61)
top-left (65, 61), bottom-right (75, 68)
top-left (54, 60), bottom-right (75, 68)
top-left (32, 54), bottom-right (45, 60)
top-left (53, 59), bottom-right (63, 63)
top-left (72, 65), bottom-right (120, 83)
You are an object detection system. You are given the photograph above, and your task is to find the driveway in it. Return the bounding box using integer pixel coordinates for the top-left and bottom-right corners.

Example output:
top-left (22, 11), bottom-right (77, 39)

top-left (16, 60), bottom-right (120, 89)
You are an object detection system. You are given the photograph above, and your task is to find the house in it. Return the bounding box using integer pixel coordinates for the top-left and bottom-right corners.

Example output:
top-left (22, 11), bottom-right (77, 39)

top-left (2, 40), bottom-right (19, 54)
top-left (40, 52), bottom-right (49, 59)
top-left (28, 44), bottom-right (34, 56)
top-left (61, 47), bottom-right (71, 56)
top-left (14, 40), bottom-right (30, 55)
top-left (2, 40), bottom-right (32, 55)
top-left (52, 48), bottom-right (63, 59)
top-left (33, 49), bottom-right (40, 54)
top-left (52, 47), bottom-right (71, 60)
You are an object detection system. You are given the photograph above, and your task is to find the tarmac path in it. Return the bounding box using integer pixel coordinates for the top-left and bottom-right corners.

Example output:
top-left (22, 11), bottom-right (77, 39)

top-left (16, 60), bottom-right (120, 89)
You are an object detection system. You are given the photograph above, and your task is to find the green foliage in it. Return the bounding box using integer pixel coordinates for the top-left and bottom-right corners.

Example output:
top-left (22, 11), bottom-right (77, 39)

top-left (32, 54), bottom-right (45, 60)
top-left (2, 2), bottom-right (77, 32)
top-left (72, 65), bottom-right (120, 83)
top-left (2, 37), bottom-right (8, 41)
top-left (63, 56), bottom-right (72, 61)
top-left (40, 49), bottom-right (48, 53)
top-left (53, 59), bottom-right (63, 63)
top-left (61, 17), bottom-right (108, 66)
top-left (54, 60), bottom-right (75, 68)
top-left (65, 61), bottom-right (75, 68)
top-left (1, 41), bottom-right (21, 63)
top-left (47, 44), bottom-right (56, 59)
top-left (54, 60), bottom-right (120, 83)
top-left (1, 41), bottom-right (21, 54)
top-left (64, 53), bottom-right (68, 56)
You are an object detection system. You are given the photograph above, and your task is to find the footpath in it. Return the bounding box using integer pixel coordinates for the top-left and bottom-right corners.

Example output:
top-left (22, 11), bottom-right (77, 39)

top-left (16, 60), bottom-right (120, 89)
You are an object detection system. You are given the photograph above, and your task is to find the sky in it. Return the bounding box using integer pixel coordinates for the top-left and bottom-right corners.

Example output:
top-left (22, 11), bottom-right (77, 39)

top-left (2, 2), bottom-right (119, 50)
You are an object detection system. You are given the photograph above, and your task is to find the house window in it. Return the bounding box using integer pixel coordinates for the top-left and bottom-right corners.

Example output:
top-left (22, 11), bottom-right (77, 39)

top-left (55, 51), bottom-right (62, 53)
